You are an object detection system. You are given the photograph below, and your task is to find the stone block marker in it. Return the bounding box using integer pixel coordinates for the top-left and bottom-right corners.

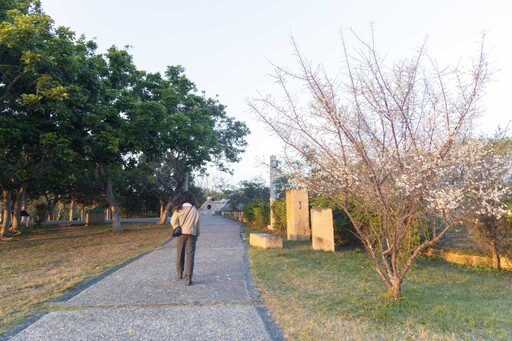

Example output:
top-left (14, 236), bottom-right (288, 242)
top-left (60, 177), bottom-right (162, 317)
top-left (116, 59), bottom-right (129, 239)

top-left (286, 189), bottom-right (310, 241)
top-left (311, 208), bottom-right (335, 252)
top-left (250, 233), bottom-right (283, 249)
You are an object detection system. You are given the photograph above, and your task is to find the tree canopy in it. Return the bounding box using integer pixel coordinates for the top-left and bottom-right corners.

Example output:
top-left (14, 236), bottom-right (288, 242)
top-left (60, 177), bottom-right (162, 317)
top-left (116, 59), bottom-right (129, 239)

top-left (0, 0), bottom-right (249, 235)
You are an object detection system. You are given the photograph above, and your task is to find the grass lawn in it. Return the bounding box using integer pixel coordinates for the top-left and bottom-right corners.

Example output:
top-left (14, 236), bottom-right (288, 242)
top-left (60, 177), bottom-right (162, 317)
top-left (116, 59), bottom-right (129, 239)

top-left (0, 222), bottom-right (171, 335)
top-left (247, 227), bottom-right (512, 340)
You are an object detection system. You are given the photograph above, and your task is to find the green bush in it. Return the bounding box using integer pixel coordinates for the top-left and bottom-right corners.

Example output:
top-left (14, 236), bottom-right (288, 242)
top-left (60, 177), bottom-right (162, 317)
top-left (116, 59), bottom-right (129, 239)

top-left (254, 201), bottom-right (270, 227)
top-left (243, 201), bottom-right (271, 227)
top-left (242, 202), bottom-right (257, 223)
top-left (271, 198), bottom-right (287, 233)
top-left (245, 194), bottom-right (361, 245)
top-left (333, 206), bottom-right (360, 246)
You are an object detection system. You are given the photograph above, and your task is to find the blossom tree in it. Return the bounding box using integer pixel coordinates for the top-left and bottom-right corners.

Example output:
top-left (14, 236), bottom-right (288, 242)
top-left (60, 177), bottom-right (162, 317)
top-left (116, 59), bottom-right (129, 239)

top-left (249, 32), bottom-right (510, 300)
top-left (463, 137), bottom-right (512, 269)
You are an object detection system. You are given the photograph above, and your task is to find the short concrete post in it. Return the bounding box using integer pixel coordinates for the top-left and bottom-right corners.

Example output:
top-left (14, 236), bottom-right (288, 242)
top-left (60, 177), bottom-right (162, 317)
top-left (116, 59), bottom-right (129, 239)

top-left (286, 189), bottom-right (310, 241)
top-left (311, 208), bottom-right (335, 252)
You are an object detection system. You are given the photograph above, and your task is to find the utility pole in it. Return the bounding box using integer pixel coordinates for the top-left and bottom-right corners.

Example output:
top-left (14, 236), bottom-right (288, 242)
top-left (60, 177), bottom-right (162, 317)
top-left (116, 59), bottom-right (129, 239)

top-left (183, 172), bottom-right (189, 191)
top-left (269, 155), bottom-right (278, 229)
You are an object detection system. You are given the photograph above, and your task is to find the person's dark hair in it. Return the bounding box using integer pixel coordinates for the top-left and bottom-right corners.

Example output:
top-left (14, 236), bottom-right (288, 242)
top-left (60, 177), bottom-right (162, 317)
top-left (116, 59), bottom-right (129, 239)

top-left (177, 191), bottom-right (197, 210)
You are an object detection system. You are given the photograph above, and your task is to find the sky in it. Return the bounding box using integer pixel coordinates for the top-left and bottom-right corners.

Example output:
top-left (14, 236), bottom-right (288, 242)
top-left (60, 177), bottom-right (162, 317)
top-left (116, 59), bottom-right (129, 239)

top-left (40, 0), bottom-right (512, 186)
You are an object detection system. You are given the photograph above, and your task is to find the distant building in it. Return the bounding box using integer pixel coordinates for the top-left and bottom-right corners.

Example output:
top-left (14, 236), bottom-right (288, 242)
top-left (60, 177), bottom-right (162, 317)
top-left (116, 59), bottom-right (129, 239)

top-left (199, 196), bottom-right (232, 215)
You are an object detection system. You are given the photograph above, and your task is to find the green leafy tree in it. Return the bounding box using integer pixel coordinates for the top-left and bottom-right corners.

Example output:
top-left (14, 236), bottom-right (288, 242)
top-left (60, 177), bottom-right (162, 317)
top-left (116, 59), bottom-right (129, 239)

top-left (1, 2), bottom-right (248, 235)
top-left (463, 137), bottom-right (512, 269)
top-left (114, 157), bottom-right (160, 218)
top-left (129, 66), bottom-right (249, 224)
top-left (79, 46), bottom-right (171, 231)
top-left (224, 179), bottom-right (270, 211)
top-left (0, 0), bottom-right (88, 236)
top-left (0, 0), bottom-right (48, 236)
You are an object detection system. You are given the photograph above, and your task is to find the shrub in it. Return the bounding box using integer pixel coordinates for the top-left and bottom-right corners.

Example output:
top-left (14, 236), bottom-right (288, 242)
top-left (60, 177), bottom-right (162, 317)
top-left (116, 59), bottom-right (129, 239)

top-left (332, 206), bottom-right (360, 246)
top-left (242, 202), bottom-right (257, 223)
top-left (271, 198), bottom-right (287, 233)
top-left (243, 201), bottom-right (271, 227)
top-left (253, 201), bottom-right (270, 227)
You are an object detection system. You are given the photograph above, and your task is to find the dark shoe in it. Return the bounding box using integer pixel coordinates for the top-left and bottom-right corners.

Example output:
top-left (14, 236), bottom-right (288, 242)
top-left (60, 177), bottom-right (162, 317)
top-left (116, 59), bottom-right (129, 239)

top-left (185, 276), bottom-right (192, 286)
top-left (177, 272), bottom-right (183, 279)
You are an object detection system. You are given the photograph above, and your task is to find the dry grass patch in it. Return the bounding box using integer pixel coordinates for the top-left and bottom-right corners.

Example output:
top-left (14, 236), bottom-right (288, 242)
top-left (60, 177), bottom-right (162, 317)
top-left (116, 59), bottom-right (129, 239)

top-left (0, 222), bottom-right (171, 334)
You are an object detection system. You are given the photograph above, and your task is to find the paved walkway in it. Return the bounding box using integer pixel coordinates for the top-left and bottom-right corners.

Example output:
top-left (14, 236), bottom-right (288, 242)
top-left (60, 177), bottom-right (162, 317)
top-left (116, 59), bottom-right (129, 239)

top-left (6, 216), bottom-right (283, 340)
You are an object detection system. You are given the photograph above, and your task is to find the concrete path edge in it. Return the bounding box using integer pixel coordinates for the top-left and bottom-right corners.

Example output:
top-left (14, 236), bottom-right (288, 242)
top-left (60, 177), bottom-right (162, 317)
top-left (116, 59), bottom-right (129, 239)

top-left (240, 226), bottom-right (285, 341)
top-left (1, 224), bottom-right (285, 341)
top-left (1, 237), bottom-right (174, 341)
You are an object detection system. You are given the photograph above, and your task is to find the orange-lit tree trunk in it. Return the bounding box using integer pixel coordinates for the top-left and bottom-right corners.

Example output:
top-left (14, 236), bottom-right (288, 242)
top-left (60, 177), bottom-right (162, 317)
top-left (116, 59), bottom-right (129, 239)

top-left (1, 188), bottom-right (12, 239)
top-left (10, 183), bottom-right (28, 233)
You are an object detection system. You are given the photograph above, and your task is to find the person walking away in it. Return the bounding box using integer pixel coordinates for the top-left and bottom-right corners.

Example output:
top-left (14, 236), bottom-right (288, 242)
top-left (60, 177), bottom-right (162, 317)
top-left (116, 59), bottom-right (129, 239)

top-left (170, 191), bottom-right (200, 286)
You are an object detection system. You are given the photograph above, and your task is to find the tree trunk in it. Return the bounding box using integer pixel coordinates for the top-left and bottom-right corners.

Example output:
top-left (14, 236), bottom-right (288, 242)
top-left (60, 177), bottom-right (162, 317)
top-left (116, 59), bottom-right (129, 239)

top-left (1, 188), bottom-right (12, 239)
top-left (10, 190), bottom-right (20, 232)
top-left (158, 199), bottom-right (172, 224)
top-left (56, 206), bottom-right (64, 221)
top-left (157, 178), bottom-right (187, 225)
top-left (183, 172), bottom-right (189, 191)
top-left (44, 195), bottom-right (59, 221)
top-left (44, 194), bottom-right (51, 221)
top-left (490, 241), bottom-right (501, 270)
top-left (10, 183), bottom-right (28, 233)
top-left (98, 163), bottom-right (122, 231)
top-left (389, 276), bottom-right (403, 301)
top-left (69, 200), bottom-right (75, 220)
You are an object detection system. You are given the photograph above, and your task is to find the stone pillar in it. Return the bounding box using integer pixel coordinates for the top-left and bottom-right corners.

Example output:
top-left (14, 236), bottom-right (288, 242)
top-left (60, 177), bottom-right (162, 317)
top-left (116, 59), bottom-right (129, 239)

top-left (311, 208), bottom-right (335, 252)
top-left (286, 189), bottom-right (310, 240)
